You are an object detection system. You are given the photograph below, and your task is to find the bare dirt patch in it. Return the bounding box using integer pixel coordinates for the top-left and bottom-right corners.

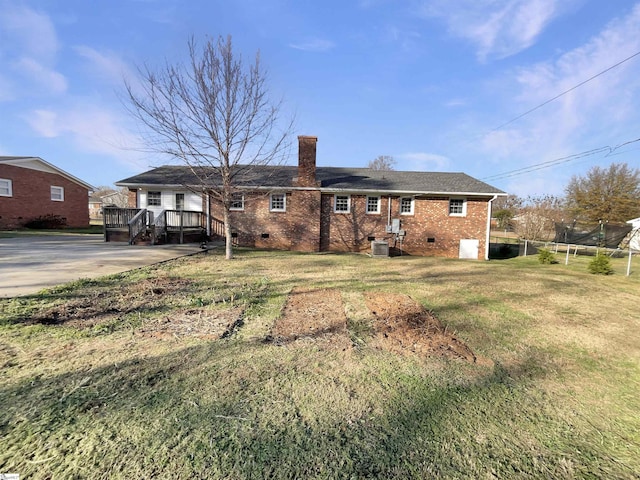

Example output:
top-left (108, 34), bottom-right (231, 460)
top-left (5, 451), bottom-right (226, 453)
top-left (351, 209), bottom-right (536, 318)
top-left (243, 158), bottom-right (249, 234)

top-left (270, 288), bottom-right (478, 362)
top-left (364, 292), bottom-right (477, 362)
top-left (28, 277), bottom-right (192, 328)
top-left (138, 306), bottom-right (244, 340)
top-left (268, 287), bottom-right (352, 350)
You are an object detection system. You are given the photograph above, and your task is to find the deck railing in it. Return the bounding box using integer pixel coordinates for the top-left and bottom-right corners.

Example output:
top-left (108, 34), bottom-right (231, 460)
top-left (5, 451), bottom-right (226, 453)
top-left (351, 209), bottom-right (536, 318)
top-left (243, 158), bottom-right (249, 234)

top-left (103, 207), bottom-right (140, 228)
top-left (104, 207), bottom-right (207, 244)
top-left (211, 217), bottom-right (225, 238)
top-left (164, 210), bottom-right (206, 229)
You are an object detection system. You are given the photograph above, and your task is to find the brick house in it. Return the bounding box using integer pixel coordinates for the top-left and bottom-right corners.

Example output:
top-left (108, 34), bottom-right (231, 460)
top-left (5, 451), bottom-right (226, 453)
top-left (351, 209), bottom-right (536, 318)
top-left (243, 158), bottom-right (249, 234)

top-left (0, 157), bottom-right (94, 229)
top-left (116, 136), bottom-right (505, 259)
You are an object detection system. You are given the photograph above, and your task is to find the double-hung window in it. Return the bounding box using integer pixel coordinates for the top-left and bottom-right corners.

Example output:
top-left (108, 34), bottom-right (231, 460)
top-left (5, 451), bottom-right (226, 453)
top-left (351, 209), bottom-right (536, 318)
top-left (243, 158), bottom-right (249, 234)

top-left (334, 194), bottom-right (350, 213)
top-left (51, 186), bottom-right (64, 202)
top-left (270, 193), bottom-right (286, 212)
top-left (175, 193), bottom-right (185, 210)
top-left (449, 198), bottom-right (467, 216)
top-left (366, 196), bottom-right (380, 214)
top-left (0, 179), bottom-right (12, 197)
top-left (400, 197), bottom-right (414, 215)
top-left (230, 193), bottom-right (244, 211)
top-left (147, 191), bottom-right (161, 207)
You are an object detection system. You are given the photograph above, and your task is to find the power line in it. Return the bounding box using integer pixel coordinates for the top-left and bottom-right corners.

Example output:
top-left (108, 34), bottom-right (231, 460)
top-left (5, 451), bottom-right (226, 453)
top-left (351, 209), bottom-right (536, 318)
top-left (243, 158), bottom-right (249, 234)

top-left (485, 49), bottom-right (640, 135)
top-left (481, 137), bottom-right (640, 181)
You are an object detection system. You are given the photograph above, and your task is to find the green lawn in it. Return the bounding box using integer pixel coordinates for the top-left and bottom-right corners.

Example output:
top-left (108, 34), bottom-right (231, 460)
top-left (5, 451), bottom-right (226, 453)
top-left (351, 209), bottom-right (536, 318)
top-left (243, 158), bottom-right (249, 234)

top-left (0, 225), bottom-right (103, 238)
top-left (1, 250), bottom-right (639, 479)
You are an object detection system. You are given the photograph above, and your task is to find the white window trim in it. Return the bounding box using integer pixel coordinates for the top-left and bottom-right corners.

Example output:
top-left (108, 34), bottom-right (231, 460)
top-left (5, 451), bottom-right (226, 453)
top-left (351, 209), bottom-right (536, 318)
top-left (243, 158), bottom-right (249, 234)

top-left (270, 193), bottom-right (286, 212)
top-left (230, 194), bottom-right (245, 211)
top-left (147, 191), bottom-right (162, 207)
top-left (0, 178), bottom-right (12, 197)
top-left (400, 196), bottom-right (414, 215)
top-left (334, 194), bottom-right (351, 213)
top-left (366, 195), bottom-right (380, 214)
top-left (51, 185), bottom-right (64, 202)
top-left (449, 197), bottom-right (467, 217)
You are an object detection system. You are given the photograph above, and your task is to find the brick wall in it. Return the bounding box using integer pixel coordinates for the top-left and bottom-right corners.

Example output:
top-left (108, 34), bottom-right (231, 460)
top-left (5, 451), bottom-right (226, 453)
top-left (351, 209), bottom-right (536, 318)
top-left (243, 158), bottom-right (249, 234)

top-left (127, 188), bottom-right (138, 208)
top-left (210, 190), bottom-right (322, 251)
top-left (210, 191), bottom-right (490, 259)
top-left (320, 194), bottom-right (490, 259)
top-left (0, 164), bottom-right (90, 229)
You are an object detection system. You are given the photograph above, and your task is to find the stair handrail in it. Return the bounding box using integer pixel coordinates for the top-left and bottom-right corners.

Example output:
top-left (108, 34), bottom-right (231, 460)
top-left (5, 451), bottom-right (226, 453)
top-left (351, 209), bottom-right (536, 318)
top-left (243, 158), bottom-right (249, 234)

top-left (128, 208), bottom-right (149, 245)
top-left (152, 209), bottom-right (166, 244)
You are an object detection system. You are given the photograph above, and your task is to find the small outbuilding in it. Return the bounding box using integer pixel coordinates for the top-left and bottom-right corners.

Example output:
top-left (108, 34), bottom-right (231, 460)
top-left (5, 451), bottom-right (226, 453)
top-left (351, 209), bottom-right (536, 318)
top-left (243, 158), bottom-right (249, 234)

top-left (627, 217), bottom-right (640, 251)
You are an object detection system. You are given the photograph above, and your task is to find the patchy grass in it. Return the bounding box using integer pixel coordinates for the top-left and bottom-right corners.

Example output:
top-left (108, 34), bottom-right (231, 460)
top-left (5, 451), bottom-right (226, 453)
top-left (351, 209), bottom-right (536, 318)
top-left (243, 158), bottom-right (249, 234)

top-left (1, 249), bottom-right (639, 479)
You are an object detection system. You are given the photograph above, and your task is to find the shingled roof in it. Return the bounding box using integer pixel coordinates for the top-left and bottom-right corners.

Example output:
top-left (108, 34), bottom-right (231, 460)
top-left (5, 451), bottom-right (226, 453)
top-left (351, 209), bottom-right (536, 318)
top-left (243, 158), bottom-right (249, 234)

top-left (117, 164), bottom-right (504, 196)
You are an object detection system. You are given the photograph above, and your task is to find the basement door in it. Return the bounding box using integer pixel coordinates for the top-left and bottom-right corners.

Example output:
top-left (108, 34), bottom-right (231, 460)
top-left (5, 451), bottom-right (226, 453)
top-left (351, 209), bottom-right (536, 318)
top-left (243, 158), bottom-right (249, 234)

top-left (459, 239), bottom-right (479, 259)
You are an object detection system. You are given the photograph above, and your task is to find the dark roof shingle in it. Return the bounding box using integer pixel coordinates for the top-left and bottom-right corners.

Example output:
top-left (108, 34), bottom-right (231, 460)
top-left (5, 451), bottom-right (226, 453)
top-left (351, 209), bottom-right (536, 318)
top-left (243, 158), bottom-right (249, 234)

top-left (117, 165), bottom-right (504, 196)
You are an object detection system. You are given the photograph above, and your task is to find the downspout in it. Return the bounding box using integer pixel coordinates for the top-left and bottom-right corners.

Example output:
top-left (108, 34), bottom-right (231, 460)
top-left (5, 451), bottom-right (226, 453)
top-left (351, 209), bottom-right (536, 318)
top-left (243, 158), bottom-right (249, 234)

top-left (485, 195), bottom-right (498, 260)
top-left (387, 195), bottom-right (392, 226)
top-left (205, 191), bottom-right (211, 237)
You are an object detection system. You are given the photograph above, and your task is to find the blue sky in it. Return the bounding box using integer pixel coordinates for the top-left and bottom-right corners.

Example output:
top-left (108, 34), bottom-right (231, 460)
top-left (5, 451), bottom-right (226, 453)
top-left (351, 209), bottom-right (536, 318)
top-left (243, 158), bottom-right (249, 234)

top-left (1, 0), bottom-right (640, 197)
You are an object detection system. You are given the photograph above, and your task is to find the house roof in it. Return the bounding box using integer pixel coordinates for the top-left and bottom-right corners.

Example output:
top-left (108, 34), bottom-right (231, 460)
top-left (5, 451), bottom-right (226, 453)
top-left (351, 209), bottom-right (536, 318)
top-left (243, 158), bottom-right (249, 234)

top-left (116, 165), bottom-right (505, 197)
top-left (0, 156), bottom-right (95, 191)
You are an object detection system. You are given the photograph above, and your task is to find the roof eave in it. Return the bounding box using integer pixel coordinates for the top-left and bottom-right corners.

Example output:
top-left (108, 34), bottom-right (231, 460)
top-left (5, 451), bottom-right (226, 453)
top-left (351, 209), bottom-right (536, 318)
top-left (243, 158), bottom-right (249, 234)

top-left (1, 156), bottom-right (95, 191)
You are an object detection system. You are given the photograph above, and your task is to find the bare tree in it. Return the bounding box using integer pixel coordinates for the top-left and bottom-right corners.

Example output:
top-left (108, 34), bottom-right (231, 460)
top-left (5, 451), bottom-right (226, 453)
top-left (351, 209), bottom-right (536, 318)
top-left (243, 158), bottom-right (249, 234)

top-left (125, 35), bottom-right (291, 259)
top-left (491, 195), bottom-right (523, 231)
top-left (368, 155), bottom-right (396, 171)
top-left (513, 195), bottom-right (566, 241)
top-left (101, 187), bottom-right (130, 208)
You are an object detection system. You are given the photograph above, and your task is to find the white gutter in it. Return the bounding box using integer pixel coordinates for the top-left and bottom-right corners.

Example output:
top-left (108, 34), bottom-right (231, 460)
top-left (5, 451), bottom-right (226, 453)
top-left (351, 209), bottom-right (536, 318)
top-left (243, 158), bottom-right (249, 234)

top-left (205, 191), bottom-right (211, 237)
top-left (485, 195), bottom-right (498, 260)
top-left (116, 182), bottom-right (507, 198)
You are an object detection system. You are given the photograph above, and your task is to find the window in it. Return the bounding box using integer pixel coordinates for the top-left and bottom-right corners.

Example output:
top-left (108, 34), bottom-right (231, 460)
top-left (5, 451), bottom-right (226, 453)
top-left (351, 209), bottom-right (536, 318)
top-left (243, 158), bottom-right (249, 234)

top-left (270, 193), bottom-right (286, 212)
top-left (0, 179), bottom-right (12, 197)
top-left (449, 198), bottom-right (466, 216)
top-left (147, 191), bottom-right (161, 207)
top-left (230, 193), bottom-right (244, 211)
top-left (400, 197), bottom-right (414, 215)
top-left (334, 194), bottom-right (350, 213)
top-left (366, 196), bottom-right (380, 214)
top-left (51, 186), bottom-right (64, 202)
top-left (175, 193), bottom-right (185, 210)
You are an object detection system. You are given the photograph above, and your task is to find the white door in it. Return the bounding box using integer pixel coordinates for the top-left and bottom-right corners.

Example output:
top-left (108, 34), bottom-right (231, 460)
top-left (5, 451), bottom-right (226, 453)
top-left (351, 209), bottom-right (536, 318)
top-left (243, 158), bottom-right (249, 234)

top-left (459, 239), bottom-right (479, 259)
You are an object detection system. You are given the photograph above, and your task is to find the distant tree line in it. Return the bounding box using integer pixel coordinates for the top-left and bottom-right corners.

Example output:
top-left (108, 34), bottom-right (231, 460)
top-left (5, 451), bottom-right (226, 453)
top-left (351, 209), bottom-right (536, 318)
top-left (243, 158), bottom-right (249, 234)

top-left (492, 162), bottom-right (640, 241)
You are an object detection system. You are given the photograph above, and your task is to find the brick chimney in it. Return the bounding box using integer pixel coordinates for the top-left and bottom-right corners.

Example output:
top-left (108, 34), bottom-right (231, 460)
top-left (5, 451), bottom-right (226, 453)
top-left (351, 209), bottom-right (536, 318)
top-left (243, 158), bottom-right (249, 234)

top-left (296, 135), bottom-right (318, 187)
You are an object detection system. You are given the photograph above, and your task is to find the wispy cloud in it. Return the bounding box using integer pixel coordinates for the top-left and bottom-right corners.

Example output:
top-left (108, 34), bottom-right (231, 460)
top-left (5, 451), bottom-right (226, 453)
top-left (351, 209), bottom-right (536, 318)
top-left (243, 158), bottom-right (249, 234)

top-left (398, 152), bottom-right (450, 170)
top-left (25, 105), bottom-right (149, 170)
top-left (444, 98), bottom-right (468, 107)
top-left (0, 2), bottom-right (59, 61)
top-left (475, 3), bottom-right (640, 194)
top-left (420, 0), bottom-right (565, 61)
top-left (74, 46), bottom-right (135, 86)
top-left (15, 57), bottom-right (68, 94)
top-left (0, 2), bottom-right (67, 98)
top-left (289, 38), bottom-right (336, 52)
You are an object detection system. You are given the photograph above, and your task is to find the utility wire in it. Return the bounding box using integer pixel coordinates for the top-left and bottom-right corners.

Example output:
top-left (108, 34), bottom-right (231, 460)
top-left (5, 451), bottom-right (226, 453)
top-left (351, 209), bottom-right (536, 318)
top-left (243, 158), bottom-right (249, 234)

top-left (482, 137), bottom-right (640, 181)
top-left (485, 49), bottom-right (640, 135)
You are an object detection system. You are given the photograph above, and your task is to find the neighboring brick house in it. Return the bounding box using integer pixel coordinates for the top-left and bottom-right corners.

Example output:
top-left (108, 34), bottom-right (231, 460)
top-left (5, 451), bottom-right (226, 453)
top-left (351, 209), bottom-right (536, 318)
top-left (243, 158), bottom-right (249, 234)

top-left (0, 157), bottom-right (94, 229)
top-left (116, 136), bottom-right (505, 259)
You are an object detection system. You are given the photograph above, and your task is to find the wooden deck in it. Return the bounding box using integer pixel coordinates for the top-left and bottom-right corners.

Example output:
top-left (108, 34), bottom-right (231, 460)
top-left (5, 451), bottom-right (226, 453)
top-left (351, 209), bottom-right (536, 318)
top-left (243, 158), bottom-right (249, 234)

top-left (103, 207), bottom-right (207, 245)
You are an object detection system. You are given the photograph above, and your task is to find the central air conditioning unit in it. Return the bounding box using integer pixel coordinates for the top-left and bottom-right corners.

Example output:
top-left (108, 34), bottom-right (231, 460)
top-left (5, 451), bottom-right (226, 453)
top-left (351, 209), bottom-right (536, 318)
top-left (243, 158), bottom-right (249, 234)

top-left (371, 240), bottom-right (389, 257)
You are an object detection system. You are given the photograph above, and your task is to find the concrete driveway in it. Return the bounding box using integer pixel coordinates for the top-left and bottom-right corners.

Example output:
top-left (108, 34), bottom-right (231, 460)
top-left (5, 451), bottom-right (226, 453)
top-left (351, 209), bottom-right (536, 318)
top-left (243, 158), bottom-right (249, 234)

top-left (0, 234), bottom-right (207, 297)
